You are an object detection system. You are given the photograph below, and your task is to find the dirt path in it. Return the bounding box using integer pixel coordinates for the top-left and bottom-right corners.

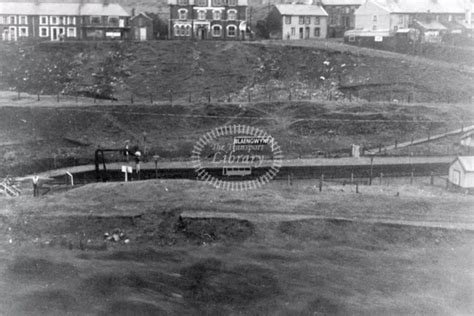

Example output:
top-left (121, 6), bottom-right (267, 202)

top-left (28, 156), bottom-right (454, 180)
top-left (366, 125), bottom-right (474, 154)
top-left (181, 210), bottom-right (474, 231)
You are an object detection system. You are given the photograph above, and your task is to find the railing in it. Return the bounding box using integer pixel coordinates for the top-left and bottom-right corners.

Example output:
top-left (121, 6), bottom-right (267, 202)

top-left (0, 177), bottom-right (21, 197)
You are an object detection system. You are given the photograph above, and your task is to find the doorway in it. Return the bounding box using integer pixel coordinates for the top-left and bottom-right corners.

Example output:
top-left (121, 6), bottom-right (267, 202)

top-left (51, 27), bottom-right (65, 41)
top-left (139, 27), bottom-right (147, 41)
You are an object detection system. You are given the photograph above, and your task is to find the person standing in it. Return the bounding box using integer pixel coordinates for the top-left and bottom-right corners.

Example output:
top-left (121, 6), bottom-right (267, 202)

top-left (32, 175), bottom-right (39, 197)
top-left (124, 142), bottom-right (130, 162)
top-left (134, 150), bottom-right (141, 180)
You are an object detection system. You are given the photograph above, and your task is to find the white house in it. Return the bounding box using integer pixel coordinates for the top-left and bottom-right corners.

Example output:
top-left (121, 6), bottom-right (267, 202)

top-left (353, 0), bottom-right (468, 41)
top-left (270, 4), bottom-right (328, 40)
top-left (449, 156), bottom-right (474, 188)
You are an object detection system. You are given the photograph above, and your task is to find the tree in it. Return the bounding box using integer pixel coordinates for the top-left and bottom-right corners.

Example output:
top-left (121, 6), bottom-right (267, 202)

top-left (146, 12), bottom-right (168, 40)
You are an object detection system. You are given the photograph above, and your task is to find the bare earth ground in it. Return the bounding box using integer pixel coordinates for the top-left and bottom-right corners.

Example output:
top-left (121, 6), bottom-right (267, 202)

top-left (0, 179), bottom-right (473, 315)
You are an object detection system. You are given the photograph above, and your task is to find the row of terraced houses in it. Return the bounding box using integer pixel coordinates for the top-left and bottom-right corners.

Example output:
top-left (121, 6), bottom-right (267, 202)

top-left (1, 0), bottom-right (473, 42)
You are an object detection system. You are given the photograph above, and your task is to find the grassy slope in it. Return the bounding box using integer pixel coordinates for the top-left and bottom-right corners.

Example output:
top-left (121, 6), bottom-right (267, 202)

top-left (0, 101), bottom-right (473, 175)
top-left (0, 180), bottom-right (473, 315)
top-left (1, 41), bottom-right (473, 104)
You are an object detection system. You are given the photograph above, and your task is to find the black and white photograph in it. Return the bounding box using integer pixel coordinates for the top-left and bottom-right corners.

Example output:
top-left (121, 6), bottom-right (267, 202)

top-left (0, 0), bottom-right (473, 314)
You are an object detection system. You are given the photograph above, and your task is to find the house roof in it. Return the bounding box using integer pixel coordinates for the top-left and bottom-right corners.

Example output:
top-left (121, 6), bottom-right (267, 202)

top-left (0, 1), bottom-right (130, 16)
top-left (370, 0), bottom-right (468, 14)
top-left (415, 20), bottom-right (447, 30)
top-left (321, 0), bottom-right (364, 5)
top-left (131, 12), bottom-right (152, 21)
top-left (275, 4), bottom-right (328, 16)
top-left (455, 156), bottom-right (474, 172)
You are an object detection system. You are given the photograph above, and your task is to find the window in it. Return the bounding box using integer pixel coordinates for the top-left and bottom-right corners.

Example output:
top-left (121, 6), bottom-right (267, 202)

top-left (178, 0), bottom-right (188, 5)
top-left (178, 9), bottom-right (188, 20)
top-left (314, 17), bottom-right (320, 25)
top-left (198, 10), bottom-right (206, 20)
top-left (8, 26), bottom-right (16, 39)
top-left (213, 10), bottom-right (221, 20)
top-left (212, 0), bottom-right (223, 6)
top-left (180, 25), bottom-right (186, 36)
top-left (9, 16), bottom-right (16, 25)
top-left (314, 27), bottom-right (320, 37)
top-left (304, 16), bottom-right (310, 25)
top-left (228, 0), bottom-right (237, 6)
top-left (67, 17), bottom-right (76, 25)
top-left (212, 25), bottom-right (221, 37)
top-left (67, 27), bottom-right (76, 37)
top-left (185, 25), bottom-right (191, 36)
top-left (330, 15), bottom-right (336, 25)
top-left (299, 16), bottom-right (304, 24)
top-left (40, 16), bottom-right (48, 25)
top-left (373, 15), bottom-right (377, 22)
top-left (227, 25), bottom-right (236, 36)
top-left (174, 25), bottom-right (180, 36)
top-left (348, 35), bottom-right (355, 42)
top-left (228, 9), bottom-right (237, 21)
top-left (19, 27), bottom-right (28, 37)
top-left (19, 16), bottom-right (27, 25)
top-left (285, 16), bottom-right (291, 24)
top-left (372, 25), bottom-right (377, 30)
top-left (40, 26), bottom-right (48, 37)
top-left (291, 27), bottom-right (295, 35)
top-left (91, 16), bottom-right (101, 24)
top-left (59, 16), bottom-right (66, 25)
top-left (50, 16), bottom-right (58, 25)
top-left (196, 0), bottom-right (207, 6)
top-left (398, 15), bottom-right (404, 24)
top-left (109, 17), bottom-right (119, 26)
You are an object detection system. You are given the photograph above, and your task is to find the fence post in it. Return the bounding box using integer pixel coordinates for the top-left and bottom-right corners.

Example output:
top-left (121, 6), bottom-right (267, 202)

top-left (379, 172), bottom-right (383, 185)
top-left (356, 182), bottom-right (359, 193)
top-left (319, 174), bottom-right (324, 192)
top-left (369, 156), bottom-right (374, 185)
top-left (350, 172), bottom-right (354, 184)
top-left (394, 140), bottom-right (398, 149)
top-left (446, 178), bottom-right (449, 189)
top-left (430, 172), bottom-right (434, 185)
top-left (410, 172), bottom-right (414, 184)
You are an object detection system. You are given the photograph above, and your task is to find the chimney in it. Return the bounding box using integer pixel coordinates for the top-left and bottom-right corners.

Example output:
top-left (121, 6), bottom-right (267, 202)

top-left (465, 0), bottom-right (472, 26)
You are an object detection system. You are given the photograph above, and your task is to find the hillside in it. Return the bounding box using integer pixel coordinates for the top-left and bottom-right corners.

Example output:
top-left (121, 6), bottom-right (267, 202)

top-left (1, 41), bottom-right (473, 104)
top-left (0, 100), bottom-right (472, 176)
